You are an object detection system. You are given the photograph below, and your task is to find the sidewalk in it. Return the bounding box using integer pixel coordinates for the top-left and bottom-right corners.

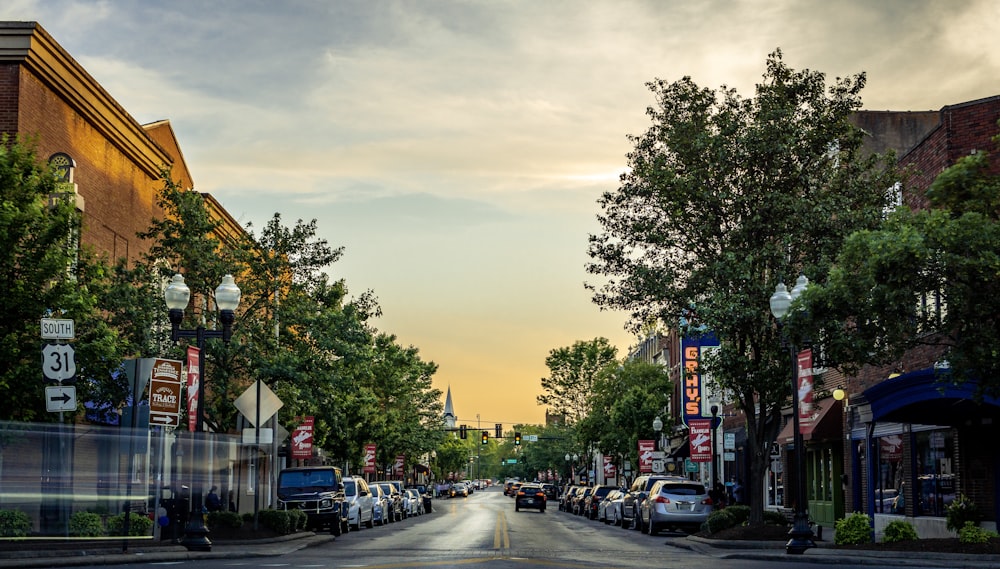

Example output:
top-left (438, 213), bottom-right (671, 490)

top-left (673, 534), bottom-right (1000, 568)
top-left (0, 532), bottom-right (335, 568)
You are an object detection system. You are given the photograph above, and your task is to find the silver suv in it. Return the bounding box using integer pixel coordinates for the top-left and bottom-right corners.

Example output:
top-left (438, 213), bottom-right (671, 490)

top-left (637, 478), bottom-right (713, 535)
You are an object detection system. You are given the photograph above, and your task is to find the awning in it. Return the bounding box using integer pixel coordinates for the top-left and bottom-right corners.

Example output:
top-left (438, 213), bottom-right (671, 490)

top-left (777, 397), bottom-right (843, 444)
top-left (668, 438), bottom-right (690, 459)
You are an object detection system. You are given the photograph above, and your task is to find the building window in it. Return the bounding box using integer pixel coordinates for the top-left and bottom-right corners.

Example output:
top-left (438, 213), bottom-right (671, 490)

top-left (915, 429), bottom-right (955, 517)
top-left (876, 434), bottom-right (904, 514)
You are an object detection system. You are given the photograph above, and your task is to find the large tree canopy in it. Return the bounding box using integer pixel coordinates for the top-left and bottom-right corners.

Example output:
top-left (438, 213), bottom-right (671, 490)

top-left (586, 50), bottom-right (898, 523)
top-left (536, 337), bottom-right (618, 424)
top-left (812, 123), bottom-right (1000, 396)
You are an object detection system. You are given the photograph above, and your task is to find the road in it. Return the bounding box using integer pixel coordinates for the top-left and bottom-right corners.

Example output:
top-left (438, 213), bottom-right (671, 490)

top-left (51, 486), bottom-right (974, 569)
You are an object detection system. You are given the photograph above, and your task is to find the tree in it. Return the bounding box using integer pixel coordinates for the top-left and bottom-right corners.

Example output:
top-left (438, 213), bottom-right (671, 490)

top-left (0, 136), bottom-right (123, 421)
top-left (578, 359), bottom-right (672, 471)
top-left (586, 50), bottom-right (897, 523)
top-left (812, 122), bottom-right (1000, 396)
top-left (537, 338), bottom-right (619, 424)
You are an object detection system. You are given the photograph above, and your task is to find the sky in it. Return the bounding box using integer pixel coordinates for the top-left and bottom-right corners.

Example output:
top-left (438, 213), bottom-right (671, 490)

top-left (4, 1), bottom-right (1000, 427)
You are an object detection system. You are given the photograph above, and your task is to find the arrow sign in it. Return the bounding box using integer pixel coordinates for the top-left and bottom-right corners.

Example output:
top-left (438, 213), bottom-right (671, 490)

top-left (45, 385), bottom-right (77, 412)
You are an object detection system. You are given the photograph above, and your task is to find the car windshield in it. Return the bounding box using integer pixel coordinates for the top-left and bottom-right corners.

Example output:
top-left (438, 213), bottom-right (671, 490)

top-left (278, 470), bottom-right (337, 491)
top-left (343, 479), bottom-right (356, 496)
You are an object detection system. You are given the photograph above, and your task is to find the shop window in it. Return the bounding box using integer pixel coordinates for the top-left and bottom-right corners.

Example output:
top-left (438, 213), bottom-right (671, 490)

top-left (876, 434), bottom-right (904, 514)
top-left (915, 429), bottom-right (954, 517)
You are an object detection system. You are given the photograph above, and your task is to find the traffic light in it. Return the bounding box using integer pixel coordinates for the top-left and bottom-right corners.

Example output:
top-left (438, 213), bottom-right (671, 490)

top-left (481, 431), bottom-right (489, 445)
top-left (459, 424), bottom-right (467, 439)
top-left (495, 423), bottom-right (502, 439)
top-left (514, 432), bottom-right (521, 445)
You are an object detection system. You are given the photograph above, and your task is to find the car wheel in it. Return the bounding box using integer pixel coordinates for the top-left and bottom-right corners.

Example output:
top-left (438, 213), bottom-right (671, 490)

top-left (515, 505), bottom-right (520, 512)
top-left (331, 518), bottom-right (342, 536)
top-left (635, 514), bottom-right (643, 532)
top-left (343, 518), bottom-right (351, 534)
top-left (366, 510), bottom-right (375, 529)
top-left (646, 519), bottom-right (657, 536)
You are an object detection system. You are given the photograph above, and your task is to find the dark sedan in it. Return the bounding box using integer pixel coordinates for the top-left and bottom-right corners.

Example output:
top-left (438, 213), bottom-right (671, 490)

top-left (515, 483), bottom-right (547, 512)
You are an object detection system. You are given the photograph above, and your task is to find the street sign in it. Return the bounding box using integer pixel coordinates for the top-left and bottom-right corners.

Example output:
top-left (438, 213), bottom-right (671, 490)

top-left (526, 434), bottom-right (538, 442)
top-left (234, 380), bottom-right (283, 427)
top-left (40, 318), bottom-right (74, 339)
top-left (651, 459), bottom-right (664, 473)
top-left (41, 343), bottom-right (76, 382)
top-left (724, 432), bottom-right (736, 450)
top-left (147, 359), bottom-right (183, 428)
top-left (724, 452), bottom-right (736, 462)
top-left (45, 385), bottom-right (76, 412)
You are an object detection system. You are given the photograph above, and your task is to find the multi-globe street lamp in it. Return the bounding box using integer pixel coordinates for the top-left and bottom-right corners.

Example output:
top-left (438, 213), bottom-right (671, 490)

top-left (164, 273), bottom-right (241, 552)
top-left (565, 453), bottom-right (578, 484)
top-left (710, 404), bottom-right (720, 489)
top-left (770, 274), bottom-right (816, 555)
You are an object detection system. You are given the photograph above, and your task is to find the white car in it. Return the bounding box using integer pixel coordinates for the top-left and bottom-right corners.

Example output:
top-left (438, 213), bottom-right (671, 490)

top-left (403, 489), bottom-right (424, 516)
top-left (343, 476), bottom-right (376, 530)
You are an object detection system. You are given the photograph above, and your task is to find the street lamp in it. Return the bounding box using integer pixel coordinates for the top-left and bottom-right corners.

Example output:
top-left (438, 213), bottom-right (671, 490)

top-left (565, 453), bottom-right (578, 484)
top-left (710, 404), bottom-right (720, 490)
top-left (164, 273), bottom-right (241, 552)
top-left (652, 416), bottom-right (663, 451)
top-left (770, 275), bottom-right (816, 555)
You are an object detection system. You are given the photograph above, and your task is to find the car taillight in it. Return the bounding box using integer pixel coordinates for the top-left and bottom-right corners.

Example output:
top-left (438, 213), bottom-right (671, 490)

top-left (702, 497), bottom-right (713, 505)
top-left (654, 496), bottom-right (671, 504)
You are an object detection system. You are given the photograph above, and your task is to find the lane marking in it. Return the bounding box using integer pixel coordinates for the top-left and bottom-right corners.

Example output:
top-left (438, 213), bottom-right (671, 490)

top-left (494, 509), bottom-right (509, 550)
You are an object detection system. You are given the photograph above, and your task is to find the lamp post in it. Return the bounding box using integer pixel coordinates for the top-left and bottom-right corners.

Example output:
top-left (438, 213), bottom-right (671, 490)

top-left (652, 416), bottom-right (663, 451)
top-left (164, 273), bottom-right (241, 552)
top-left (770, 275), bottom-right (816, 555)
top-left (710, 404), bottom-right (720, 490)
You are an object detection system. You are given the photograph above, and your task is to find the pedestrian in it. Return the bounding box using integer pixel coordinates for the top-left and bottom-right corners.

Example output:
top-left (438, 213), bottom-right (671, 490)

top-left (732, 479), bottom-right (744, 505)
top-left (205, 486), bottom-right (223, 512)
top-left (711, 481), bottom-right (727, 508)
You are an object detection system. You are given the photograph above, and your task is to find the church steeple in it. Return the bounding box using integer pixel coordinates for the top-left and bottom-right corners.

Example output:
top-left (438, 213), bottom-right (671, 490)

top-left (443, 385), bottom-right (456, 429)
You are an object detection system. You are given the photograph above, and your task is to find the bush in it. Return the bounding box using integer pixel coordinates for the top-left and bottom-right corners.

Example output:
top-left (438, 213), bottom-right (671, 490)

top-left (959, 521), bottom-right (999, 544)
top-left (834, 512), bottom-right (871, 546)
top-left (106, 512), bottom-right (153, 536)
top-left (257, 510), bottom-right (300, 535)
top-left (881, 520), bottom-right (918, 543)
top-left (724, 505), bottom-right (750, 525)
top-left (69, 511), bottom-right (105, 537)
top-left (0, 509), bottom-right (31, 537)
top-left (946, 494), bottom-right (982, 533)
top-left (289, 509), bottom-right (308, 532)
top-left (704, 509), bottom-right (737, 534)
top-left (207, 511), bottom-right (243, 530)
top-left (762, 510), bottom-right (789, 526)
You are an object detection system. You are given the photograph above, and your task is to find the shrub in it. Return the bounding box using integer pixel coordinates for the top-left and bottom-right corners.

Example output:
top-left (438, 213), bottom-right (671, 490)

top-left (958, 521), bottom-right (999, 544)
top-left (762, 510), bottom-right (789, 526)
top-left (106, 512), bottom-right (153, 536)
top-left (881, 520), bottom-right (918, 543)
top-left (834, 512), bottom-right (871, 546)
top-left (704, 509), bottom-right (737, 534)
top-left (69, 511), bottom-right (105, 537)
top-left (0, 509), bottom-right (31, 537)
top-left (946, 494), bottom-right (982, 533)
top-left (289, 509), bottom-right (308, 532)
top-left (724, 505), bottom-right (750, 525)
top-left (207, 511), bottom-right (243, 530)
top-left (258, 509), bottom-right (297, 535)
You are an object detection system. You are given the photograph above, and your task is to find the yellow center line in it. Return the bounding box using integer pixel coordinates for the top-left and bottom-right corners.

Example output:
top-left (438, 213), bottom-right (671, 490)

top-left (494, 508), bottom-right (509, 550)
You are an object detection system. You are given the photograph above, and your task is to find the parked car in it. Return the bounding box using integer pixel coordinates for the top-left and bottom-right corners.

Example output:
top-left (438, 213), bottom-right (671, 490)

top-left (403, 489), bottom-right (424, 516)
top-left (598, 489), bottom-right (624, 525)
top-left (276, 466), bottom-right (348, 536)
top-left (621, 475), bottom-right (673, 529)
top-left (374, 482), bottom-right (404, 521)
top-left (559, 485), bottom-right (579, 511)
top-left (343, 475), bottom-right (376, 530)
top-left (515, 483), bottom-right (546, 512)
top-left (637, 478), bottom-right (713, 535)
top-left (370, 483), bottom-right (390, 526)
top-left (573, 486), bottom-right (594, 515)
top-left (407, 484), bottom-right (434, 513)
top-left (583, 485), bottom-right (617, 520)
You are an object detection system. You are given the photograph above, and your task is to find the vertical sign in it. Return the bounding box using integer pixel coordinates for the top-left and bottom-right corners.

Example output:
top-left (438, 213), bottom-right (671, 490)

top-left (290, 416), bottom-right (314, 460)
top-left (797, 348), bottom-right (814, 435)
top-left (185, 347), bottom-right (200, 432)
top-left (148, 358), bottom-right (183, 428)
top-left (603, 455), bottom-right (616, 479)
top-left (394, 454), bottom-right (405, 477)
top-left (681, 334), bottom-right (720, 426)
top-left (688, 418), bottom-right (713, 462)
top-left (638, 440), bottom-right (654, 473)
top-left (363, 443), bottom-right (377, 474)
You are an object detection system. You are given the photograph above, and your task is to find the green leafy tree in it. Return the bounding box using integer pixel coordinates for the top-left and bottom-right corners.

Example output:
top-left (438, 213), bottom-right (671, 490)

top-left (0, 136), bottom-right (123, 421)
top-left (812, 124), bottom-right (1000, 397)
top-left (586, 50), bottom-right (897, 523)
top-left (537, 338), bottom-right (619, 424)
top-left (578, 359), bottom-right (672, 471)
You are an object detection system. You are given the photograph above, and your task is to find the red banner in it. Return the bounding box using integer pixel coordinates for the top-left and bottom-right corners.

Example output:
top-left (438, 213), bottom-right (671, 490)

top-left (363, 443), bottom-right (377, 474)
top-left (638, 440), bottom-right (654, 473)
top-left (688, 418), bottom-right (712, 462)
top-left (603, 455), bottom-right (616, 479)
top-left (291, 416), bottom-right (314, 460)
top-left (186, 347), bottom-right (200, 432)
top-left (393, 454), bottom-right (405, 477)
